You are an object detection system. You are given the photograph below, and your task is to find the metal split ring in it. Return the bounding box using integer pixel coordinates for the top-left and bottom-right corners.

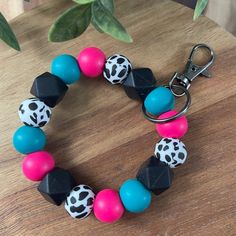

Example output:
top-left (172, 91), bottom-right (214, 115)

top-left (142, 85), bottom-right (191, 124)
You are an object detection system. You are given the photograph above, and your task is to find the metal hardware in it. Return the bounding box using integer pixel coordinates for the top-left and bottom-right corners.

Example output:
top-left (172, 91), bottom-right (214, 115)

top-left (169, 44), bottom-right (215, 97)
top-left (142, 85), bottom-right (191, 124)
top-left (142, 44), bottom-right (216, 123)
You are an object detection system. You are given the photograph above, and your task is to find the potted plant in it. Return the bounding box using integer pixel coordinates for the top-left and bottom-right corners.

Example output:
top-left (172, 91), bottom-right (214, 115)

top-left (0, 0), bottom-right (208, 51)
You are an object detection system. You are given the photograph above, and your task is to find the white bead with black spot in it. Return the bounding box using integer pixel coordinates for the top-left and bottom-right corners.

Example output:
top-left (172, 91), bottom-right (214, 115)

top-left (154, 138), bottom-right (188, 168)
top-left (18, 98), bottom-right (51, 127)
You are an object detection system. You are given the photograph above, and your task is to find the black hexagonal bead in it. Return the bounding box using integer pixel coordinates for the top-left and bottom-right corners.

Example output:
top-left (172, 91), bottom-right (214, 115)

top-left (30, 72), bottom-right (68, 108)
top-left (123, 68), bottom-right (156, 101)
top-left (38, 167), bottom-right (76, 206)
top-left (136, 156), bottom-right (174, 195)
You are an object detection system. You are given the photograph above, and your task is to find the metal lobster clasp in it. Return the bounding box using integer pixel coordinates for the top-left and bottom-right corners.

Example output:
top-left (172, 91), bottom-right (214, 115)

top-left (169, 44), bottom-right (215, 96)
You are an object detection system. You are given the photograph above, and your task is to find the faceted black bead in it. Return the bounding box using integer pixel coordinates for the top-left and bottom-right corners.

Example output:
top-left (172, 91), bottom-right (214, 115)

top-left (136, 156), bottom-right (174, 195)
top-left (123, 68), bottom-right (156, 101)
top-left (30, 72), bottom-right (68, 108)
top-left (38, 167), bottom-right (76, 206)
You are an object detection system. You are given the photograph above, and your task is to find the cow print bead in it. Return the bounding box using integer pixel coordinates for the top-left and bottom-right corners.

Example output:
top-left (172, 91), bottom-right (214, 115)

top-left (103, 54), bottom-right (132, 84)
top-left (65, 184), bottom-right (95, 219)
top-left (18, 98), bottom-right (51, 127)
top-left (154, 138), bottom-right (188, 168)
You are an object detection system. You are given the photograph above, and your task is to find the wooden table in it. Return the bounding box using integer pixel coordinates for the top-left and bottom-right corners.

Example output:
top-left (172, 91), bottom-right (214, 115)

top-left (1, 0), bottom-right (236, 235)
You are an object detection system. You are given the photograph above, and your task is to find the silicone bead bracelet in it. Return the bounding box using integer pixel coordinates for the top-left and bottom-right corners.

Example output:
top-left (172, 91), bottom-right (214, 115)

top-left (13, 45), bottom-right (215, 223)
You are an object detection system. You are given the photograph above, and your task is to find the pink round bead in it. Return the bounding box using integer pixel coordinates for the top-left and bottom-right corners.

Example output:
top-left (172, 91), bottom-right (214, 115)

top-left (22, 151), bottom-right (55, 181)
top-left (156, 110), bottom-right (188, 138)
top-left (93, 189), bottom-right (124, 223)
top-left (77, 47), bottom-right (106, 78)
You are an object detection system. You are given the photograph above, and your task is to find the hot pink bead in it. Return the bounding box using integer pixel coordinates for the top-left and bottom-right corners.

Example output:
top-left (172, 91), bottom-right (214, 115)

top-left (22, 151), bottom-right (55, 181)
top-left (77, 47), bottom-right (106, 78)
top-left (156, 110), bottom-right (188, 138)
top-left (93, 189), bottom-right (124, 223)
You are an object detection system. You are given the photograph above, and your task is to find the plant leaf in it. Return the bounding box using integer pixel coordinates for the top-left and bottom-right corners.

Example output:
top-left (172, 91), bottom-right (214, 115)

top-left (91, 18), bottom-right (104, 33)
top-left (0, 12), bottom-right (20, 51)
top-left (193, 0), bottom-right (208, 20)
top-left (48, 4), bottom-right (91, 42)
top-left (92, 0), bottom-right (132, 43)
top-left (100, 0), bottom-right (115, 14)
top-left (91, 0), bottom-right (115, 33)
top-left (73, 0), bottom-right (95, 4)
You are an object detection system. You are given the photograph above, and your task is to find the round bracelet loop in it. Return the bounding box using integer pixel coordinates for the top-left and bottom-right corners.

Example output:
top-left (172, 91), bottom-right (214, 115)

top-left (13, 44), bottom-right (215, 223)
top-left (142, 85), bottom-right (191, 123)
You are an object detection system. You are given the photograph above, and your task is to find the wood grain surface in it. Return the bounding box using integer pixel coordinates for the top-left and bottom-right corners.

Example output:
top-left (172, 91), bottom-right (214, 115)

top-left (0, 0), bottom-right (236, 235)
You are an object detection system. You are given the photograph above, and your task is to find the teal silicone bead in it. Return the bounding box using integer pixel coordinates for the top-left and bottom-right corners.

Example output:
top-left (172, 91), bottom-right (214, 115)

top-left (119, 179), bottom-right (151, 213)
top-left (144, 86), bottom-right (175, 116)
top-left (51, 54), bottom-right (80, 85)
top-left (13, 126), bottom-right (46, 154)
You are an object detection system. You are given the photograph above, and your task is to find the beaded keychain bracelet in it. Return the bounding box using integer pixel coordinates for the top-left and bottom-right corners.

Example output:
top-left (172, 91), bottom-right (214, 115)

top-left (13, 44), bottom-right (215, 223)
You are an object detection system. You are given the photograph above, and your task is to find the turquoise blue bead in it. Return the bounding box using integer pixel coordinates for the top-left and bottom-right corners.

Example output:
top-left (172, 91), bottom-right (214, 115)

top-left (13, 126), bottom-right (46, 154)
top-left (51, 54), bottom-right (80, 85)
top-left (119, 179), bottom-right (151, 213)
top-left (144, 86), bottom-right (175, 116)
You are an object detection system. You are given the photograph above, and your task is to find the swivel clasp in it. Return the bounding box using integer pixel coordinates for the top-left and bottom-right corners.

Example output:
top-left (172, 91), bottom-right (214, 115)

top-left (169, 44), bottom-right (216, 97)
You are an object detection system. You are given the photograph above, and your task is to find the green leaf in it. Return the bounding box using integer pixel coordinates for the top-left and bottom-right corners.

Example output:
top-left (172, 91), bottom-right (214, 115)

top-left (92, 0), bottom-right (132, 43)
top-left (91, 0), bottom-right (115, 33)
top-left (193, 0), bottom-right (208, 20)
top-left (91, 18), bottom-right (104, 33)
top-left (73, 0), bottom-right (95, 4)
top-left (48, 4), bottom-right (91, 42)
top-left (0, 12), bottom-right (20, 51)
top-left (100, 0), bottom-right (115, 14)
